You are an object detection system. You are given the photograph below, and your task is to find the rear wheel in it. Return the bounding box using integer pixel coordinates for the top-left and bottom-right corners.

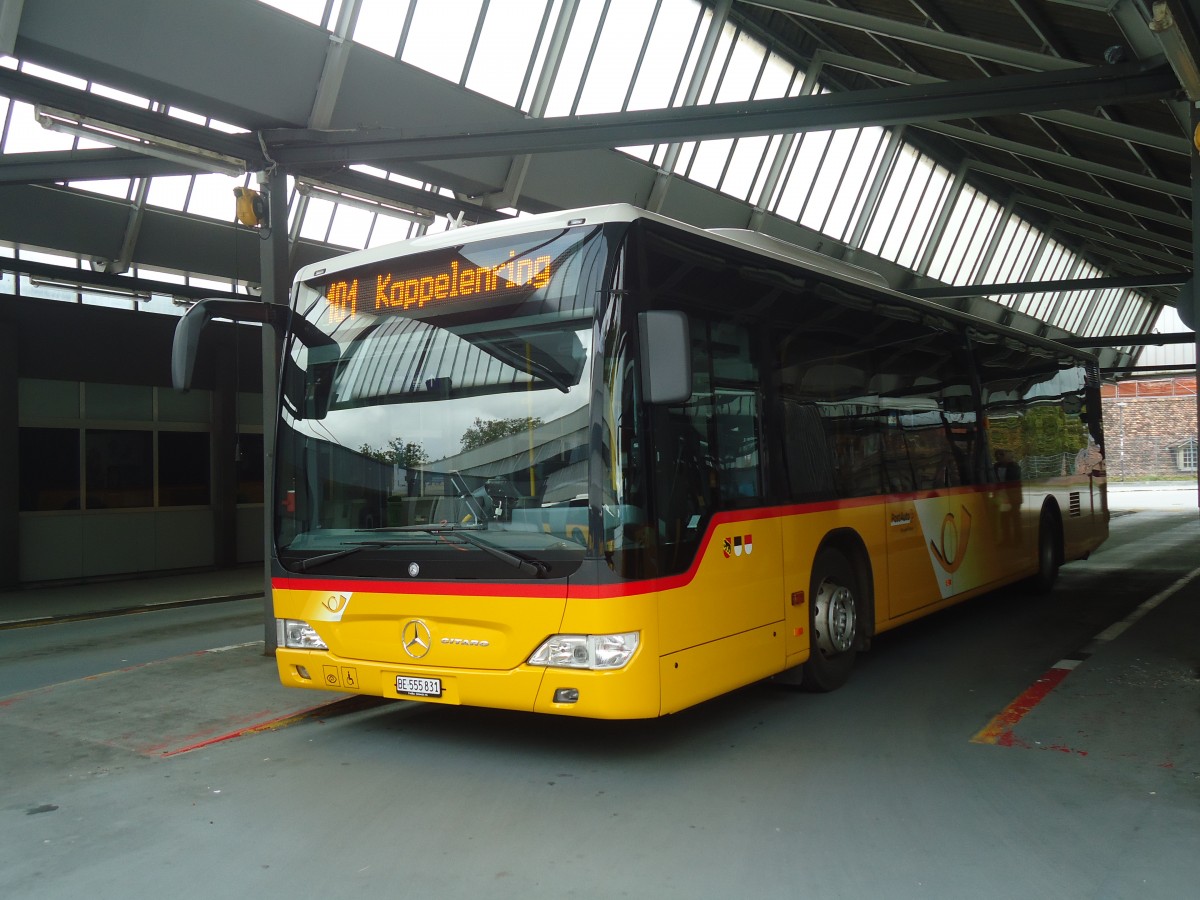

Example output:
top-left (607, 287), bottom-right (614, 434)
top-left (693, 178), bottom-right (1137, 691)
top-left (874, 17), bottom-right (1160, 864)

top-left (1031, 505), bottom-right (1061, 594)
top-left (802, 547), bottom-right (863, 692)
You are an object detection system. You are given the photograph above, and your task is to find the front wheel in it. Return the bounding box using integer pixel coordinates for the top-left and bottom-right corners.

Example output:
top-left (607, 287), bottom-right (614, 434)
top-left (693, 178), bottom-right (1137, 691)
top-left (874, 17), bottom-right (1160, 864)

top-left (802, 547), bottom-right (863, 692)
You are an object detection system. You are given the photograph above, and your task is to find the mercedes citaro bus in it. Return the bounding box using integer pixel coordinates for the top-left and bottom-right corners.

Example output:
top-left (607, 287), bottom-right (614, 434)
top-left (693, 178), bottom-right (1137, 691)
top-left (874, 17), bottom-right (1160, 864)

top-left (173, 203), bottom-right (1107, 718)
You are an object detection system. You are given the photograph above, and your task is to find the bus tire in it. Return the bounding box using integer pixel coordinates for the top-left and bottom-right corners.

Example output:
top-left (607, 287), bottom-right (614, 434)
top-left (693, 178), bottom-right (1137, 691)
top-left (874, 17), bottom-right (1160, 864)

top-left (802, 547), bottom-right (862, 692)
top-left (1031, 504), bottom-right (1062, 594)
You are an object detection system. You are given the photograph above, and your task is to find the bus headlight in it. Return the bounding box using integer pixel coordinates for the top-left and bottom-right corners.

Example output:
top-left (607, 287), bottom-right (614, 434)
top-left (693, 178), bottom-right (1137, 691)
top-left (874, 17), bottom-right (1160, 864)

top-left (528, 632), bottom-right (639, 670)
top-left (276, 618), bottom-right (328, 650)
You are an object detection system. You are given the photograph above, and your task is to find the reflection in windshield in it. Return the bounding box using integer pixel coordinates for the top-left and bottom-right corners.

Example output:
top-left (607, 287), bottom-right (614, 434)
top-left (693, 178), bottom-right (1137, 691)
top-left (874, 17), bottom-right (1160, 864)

top-left (275, 227), bottom-right (608, 573)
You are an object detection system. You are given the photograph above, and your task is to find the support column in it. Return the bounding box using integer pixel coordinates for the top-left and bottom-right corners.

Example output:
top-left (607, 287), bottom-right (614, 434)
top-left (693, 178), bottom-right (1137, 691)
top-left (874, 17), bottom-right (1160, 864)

top-left (259, 168), bottom-right (290, 650)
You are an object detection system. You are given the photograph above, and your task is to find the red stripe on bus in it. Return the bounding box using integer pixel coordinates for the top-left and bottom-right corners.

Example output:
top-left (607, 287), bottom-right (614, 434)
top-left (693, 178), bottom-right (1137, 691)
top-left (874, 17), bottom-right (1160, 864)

top-left (274, 485), bottom-right (1007, 600)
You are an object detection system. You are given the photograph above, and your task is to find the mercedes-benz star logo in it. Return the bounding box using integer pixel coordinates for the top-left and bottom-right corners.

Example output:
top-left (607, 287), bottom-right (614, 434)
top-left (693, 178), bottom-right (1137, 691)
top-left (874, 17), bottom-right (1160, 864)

top-left (401, 619), bottom-right (432, 659)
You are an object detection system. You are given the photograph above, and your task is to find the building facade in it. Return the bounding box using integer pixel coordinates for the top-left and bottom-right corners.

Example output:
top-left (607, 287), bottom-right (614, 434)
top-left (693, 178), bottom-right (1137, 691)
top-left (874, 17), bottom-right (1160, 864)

top-left (1101, 377), bottom-right (1198, 480)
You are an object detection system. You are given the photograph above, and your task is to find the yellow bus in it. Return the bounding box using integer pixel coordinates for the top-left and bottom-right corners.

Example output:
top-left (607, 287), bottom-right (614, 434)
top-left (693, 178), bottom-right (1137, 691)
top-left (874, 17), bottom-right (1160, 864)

top-left (175, 204), bottom-right (1108, 718)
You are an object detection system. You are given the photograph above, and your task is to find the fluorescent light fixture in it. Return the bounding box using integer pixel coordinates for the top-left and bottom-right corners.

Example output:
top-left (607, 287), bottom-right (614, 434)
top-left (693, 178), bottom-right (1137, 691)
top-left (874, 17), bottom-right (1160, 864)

top-left (35, 105), bottom-right (248, 177)
top-left (296, 179), bottom-right (434, 225)
top-left (29, 275), bottom-right (152, 302)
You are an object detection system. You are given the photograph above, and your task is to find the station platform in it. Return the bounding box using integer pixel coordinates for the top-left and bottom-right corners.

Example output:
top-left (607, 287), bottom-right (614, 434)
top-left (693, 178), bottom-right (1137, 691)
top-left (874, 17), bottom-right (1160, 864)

top-left (0, 565), bottom-right (264, 628)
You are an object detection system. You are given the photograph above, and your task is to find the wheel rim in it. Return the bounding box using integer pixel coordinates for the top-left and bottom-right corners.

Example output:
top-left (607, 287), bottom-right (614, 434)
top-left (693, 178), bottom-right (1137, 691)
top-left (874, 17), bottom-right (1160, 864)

top-left (814, 578), bottom-right (857, 656)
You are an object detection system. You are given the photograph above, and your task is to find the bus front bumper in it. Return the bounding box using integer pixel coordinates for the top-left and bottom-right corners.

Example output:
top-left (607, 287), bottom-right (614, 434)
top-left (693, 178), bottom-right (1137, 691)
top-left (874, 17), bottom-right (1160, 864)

top-left (275, 648), bottom-right (662, 719)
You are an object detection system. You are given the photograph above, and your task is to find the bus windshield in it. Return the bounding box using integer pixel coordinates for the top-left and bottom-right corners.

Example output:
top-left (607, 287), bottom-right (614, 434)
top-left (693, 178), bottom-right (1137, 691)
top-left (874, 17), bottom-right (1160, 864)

top-left (274, 225), bottom-right (610, 579)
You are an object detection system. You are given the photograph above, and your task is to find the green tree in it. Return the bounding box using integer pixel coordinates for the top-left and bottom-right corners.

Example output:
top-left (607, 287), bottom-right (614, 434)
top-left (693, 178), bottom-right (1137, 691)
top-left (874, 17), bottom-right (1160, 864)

top-left (459, 417), bottom-right (544, 452)
top-left (358, 438), bottom-right (429, 468)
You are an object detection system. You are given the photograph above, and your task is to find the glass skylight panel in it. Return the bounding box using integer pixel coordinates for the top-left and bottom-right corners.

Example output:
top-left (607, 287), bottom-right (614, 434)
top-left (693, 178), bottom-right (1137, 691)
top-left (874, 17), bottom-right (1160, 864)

top-left (695, 23), bottom-right (735, 105)
top-left (326, 203), bottom-right (373, 249)
top-left (186, 173), bottom-right (248, 221)
top-left (800, 129), bottom-right (864, 236)
top-left (88, 82), bottom-right (152, 109)
top-left (4, 100), bottom-right (73, 153)
top-left (757, 51), bottom-right (796, 100)
top-left (367, 213), bottom-right (417, 248)
top-left (985, 218), bottom-right (1038, 287)
top-left (352, 0), bottom-right (410, 56)
top-left (543, 0), bottom-right (607, 117)
top-left (933, 189), bottom-right (992, 285)
top-left (895, 160), bottom-right (951, 269)
top-left (207, 117), bottom-right (249, 135)
top-left (463, 0), bottom-right (549, 107)
top-left (298, 195), bottom-right (336, 241)
top-left (683, 29), bottom-right (777, 197)
top-left (67, 178), bottom-right (138, 201)
top-left (387, 171), bottom-right (426, 190)
top-left (167, 106), bottom-right (208, 127)
top-left (626, 0), bottom-right (703, 111)
top-left (720, 134), bottom-right (771, 201)
top-left (401, 0), bottom-right (484, 84)
top-left (958, 198), bottom-right (1003, 286)
top-left (820, 127), bottom-right (888, 247)
top-left (688, 138), bottom-right (734, 189)
top-left (575, 0), bottom-right (656, 115)
top-left (189, 275), bottom-right (237, 294)
top-left (145, 175), bottom-right (193, 211)
top-left (620, 145), bottom-right (655, 162)
top-left (773, 131), bottom-right (830, 222)
top-left (18, 61), bottom-right (86, 90)
top-left (713, 30), bottom-right (762, 103)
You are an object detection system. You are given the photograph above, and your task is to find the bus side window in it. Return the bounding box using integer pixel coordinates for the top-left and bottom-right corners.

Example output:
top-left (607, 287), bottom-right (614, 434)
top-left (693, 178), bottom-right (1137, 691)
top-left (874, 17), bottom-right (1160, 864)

top-left (713, 390), bottom-right (762, 502)
top-left (779, 399), bottom-right (838, 500)
top-left (654, 408), bottom-right (714, 549)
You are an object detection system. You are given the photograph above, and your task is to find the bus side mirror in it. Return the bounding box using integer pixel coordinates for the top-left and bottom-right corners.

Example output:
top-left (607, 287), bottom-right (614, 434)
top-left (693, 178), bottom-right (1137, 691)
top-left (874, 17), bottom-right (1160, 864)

top-left (172, 298), bottom-right (285, 392)
top-left (638, 310), bottom-right (692, 405)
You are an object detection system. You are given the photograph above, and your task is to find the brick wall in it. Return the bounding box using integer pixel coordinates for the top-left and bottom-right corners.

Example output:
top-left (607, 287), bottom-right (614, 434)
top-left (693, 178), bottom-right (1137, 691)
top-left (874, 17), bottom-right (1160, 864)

top-left (1101, 378), bottom-right (1197, 479)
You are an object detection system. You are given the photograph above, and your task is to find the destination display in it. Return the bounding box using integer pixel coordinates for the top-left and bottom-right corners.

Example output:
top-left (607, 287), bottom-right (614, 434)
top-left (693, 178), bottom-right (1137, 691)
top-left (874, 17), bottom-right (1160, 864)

top-left (325, 248), bottom-right (556, 326)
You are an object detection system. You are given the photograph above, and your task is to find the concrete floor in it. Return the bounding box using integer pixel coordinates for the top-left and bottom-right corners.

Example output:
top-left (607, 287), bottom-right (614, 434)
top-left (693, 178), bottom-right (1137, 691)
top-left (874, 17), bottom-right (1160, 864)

top-left (0, 488), bottom-right (1197, 899)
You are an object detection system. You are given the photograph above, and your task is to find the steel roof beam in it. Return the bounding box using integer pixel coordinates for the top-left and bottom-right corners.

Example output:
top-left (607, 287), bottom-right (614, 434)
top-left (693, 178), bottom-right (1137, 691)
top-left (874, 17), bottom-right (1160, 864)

top-left (737, 0), bottom-right (1083, 71)
top-left (0, 67), bottom-right (263, 168)
top-left (0, 147), bottom-right (202, 183)
top-left (1013, 194), bottom-right (1194, 252)
top-left (921, 121), bottom-right (1189, 199)
top-left (815, 51), bottom-right (1188, 155)
top-left (969, 159), bottom-right (1191, 227)
top-left (262, 60), bottom-right (1176, 166)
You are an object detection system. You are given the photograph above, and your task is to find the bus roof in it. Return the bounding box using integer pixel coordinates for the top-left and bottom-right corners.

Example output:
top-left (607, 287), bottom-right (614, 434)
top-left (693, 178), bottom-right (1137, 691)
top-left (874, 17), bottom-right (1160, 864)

top-left (294, 203), bottom-right (886, 287)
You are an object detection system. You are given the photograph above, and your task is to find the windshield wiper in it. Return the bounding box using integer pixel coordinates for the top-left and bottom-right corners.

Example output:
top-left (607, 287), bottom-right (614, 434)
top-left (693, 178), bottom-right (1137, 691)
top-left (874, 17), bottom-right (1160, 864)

top-left (452, 528), bottom-right (549, 578)
top-left (361, 525), bottom-right (549, 578)
top-left (288, 538), bottom-right (425, 572)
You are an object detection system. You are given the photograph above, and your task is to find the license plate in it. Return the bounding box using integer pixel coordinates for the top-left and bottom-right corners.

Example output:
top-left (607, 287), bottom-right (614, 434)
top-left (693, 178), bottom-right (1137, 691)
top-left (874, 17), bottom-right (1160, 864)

top-left (396, 675), bottom-right (442, 698)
